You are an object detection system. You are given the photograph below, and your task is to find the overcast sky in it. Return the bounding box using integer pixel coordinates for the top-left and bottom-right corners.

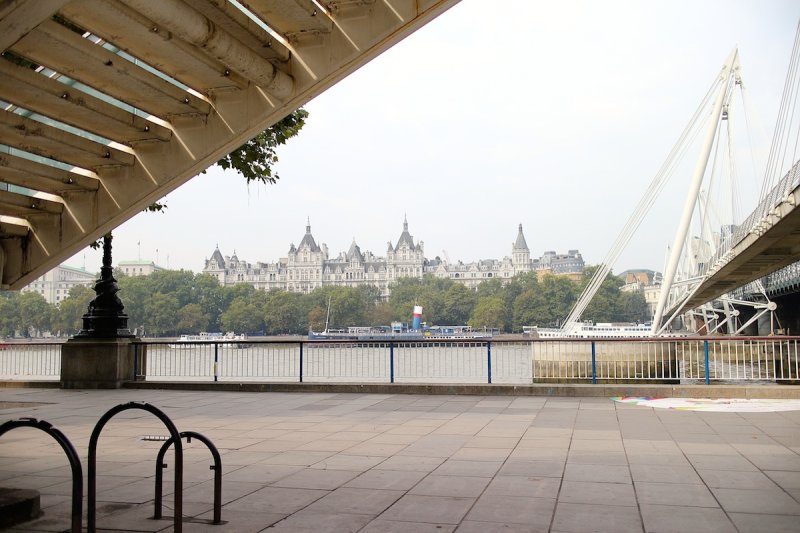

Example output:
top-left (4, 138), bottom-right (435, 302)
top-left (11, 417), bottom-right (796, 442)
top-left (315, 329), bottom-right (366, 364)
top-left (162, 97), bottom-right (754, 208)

top-left (72, 0), bottom-right (800, 275)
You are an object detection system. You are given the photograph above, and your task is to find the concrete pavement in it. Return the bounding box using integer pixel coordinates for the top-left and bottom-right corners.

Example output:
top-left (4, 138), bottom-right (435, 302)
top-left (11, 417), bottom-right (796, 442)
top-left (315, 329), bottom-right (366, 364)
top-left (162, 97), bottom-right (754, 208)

top-left (1, 388), bottom-right (799, 532)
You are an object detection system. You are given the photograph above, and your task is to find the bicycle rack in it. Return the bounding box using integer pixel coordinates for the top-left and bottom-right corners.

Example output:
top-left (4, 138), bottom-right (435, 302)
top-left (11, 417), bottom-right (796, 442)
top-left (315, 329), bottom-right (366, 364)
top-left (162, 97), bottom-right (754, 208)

top-left (155, 431), bottom-right (223, 524)
top-left (0, 418), bottom-right (83, 533)
top-left (88, 402), bottom-right (183, 533)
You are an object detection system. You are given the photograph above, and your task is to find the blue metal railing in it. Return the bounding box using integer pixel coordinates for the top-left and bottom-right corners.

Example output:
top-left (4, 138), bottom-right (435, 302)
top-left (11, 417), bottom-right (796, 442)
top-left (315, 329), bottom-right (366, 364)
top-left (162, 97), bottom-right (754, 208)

top-left (2, 337), bottom-right (799, 384)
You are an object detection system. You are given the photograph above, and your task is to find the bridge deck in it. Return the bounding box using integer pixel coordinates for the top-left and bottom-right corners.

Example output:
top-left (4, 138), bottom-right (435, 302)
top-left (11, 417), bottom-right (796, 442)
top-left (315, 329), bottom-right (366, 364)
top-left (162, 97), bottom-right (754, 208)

top-left (672, 168), bottom-right (800, 315)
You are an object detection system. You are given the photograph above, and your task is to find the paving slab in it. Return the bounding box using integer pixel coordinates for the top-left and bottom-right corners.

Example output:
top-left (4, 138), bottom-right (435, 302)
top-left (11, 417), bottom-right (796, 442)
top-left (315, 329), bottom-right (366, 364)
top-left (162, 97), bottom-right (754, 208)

top-left (639, 504), bottom-right (737, 533)
top-left (729, 511), bottom-right (800, 533)
top-left (2, 388), bottom-right (800, 532)
top-left (558, 480), bottom-right (637, 507)
top-left (465, 494), bottom-right (555, 527)
top-left (551, 502), bottom-right (643, 533)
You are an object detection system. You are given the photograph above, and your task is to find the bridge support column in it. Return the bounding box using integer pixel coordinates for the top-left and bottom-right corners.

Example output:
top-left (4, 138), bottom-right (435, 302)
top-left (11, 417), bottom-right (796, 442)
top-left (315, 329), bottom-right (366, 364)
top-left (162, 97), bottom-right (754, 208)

top-left (758, 312), bottom-right (772, 336)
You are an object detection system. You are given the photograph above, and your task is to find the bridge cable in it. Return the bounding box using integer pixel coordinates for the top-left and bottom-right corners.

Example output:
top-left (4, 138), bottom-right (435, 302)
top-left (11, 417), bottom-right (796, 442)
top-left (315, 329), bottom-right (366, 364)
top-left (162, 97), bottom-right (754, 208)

top-left (563, 76), bottom-right (723, 327)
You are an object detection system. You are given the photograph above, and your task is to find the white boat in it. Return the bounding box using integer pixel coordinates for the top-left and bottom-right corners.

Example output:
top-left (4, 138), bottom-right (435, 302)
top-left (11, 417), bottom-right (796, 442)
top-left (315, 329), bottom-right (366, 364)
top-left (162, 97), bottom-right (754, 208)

top-left (525, 322), bottom-right (654, 339)
top-left (169, 332), bottom-right (249, 348)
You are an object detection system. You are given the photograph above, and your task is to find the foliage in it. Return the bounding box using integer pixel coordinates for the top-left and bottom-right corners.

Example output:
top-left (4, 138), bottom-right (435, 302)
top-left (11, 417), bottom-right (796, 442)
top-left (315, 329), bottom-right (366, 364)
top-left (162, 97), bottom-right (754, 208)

top-left (177, 303), bottom-right (210, 333)
top-left (262, 291), bottom-right (306, 335)
top-left (143, 293), bottom-right (180, 336)
top-left (10, 265), bottom-right (654, 337)
top-left (51, 285), bottom-right (94, 335)
top-left (221, 297), bottom-right (264, 334)
top-left (469, 297), bottom-right (505, 330)
top-left (90, 108), bottom-right (309, 236)
top-left (215, 109), bottom-right (309, 184)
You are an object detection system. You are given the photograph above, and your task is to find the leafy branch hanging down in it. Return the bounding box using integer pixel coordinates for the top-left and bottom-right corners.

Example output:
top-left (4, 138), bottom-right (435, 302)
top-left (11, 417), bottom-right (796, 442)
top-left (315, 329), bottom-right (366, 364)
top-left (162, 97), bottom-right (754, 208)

top-left (89, 108), bottom-right (308, 249)
top-left (151, 108), bottom-right (308, 209)
top-left (216, 108), bottom-right (308, 184)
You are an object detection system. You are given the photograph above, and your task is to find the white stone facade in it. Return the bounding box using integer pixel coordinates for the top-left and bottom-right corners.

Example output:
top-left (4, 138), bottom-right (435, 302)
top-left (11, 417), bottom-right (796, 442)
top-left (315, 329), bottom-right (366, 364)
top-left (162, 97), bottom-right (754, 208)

top-left (119, 260), bottom-right (164, 277)
top-left (204, 219), bottom-right (584, 296)
top-left (20, 264), bottom-right (96, 304)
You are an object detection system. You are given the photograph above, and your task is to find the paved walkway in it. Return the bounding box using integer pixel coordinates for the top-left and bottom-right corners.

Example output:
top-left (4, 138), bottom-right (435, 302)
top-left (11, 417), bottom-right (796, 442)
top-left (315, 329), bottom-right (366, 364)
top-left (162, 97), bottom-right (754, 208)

top-left (1, 388), bottom-right (799, 532)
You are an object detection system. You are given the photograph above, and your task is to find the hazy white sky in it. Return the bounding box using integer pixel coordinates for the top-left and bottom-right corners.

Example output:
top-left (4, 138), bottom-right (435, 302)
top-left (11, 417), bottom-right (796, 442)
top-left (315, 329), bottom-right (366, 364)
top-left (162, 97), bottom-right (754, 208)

top-left (73, 0), bottom-right (800, 275)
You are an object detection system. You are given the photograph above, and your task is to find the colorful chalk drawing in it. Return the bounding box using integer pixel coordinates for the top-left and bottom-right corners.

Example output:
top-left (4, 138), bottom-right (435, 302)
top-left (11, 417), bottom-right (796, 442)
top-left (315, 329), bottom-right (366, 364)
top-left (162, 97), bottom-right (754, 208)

top-left (612, 396), bottom-right (800, 412)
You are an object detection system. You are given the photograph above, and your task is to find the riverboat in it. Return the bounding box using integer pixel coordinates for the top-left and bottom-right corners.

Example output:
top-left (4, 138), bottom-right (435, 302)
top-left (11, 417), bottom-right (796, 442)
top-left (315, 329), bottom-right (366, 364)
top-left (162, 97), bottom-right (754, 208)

top-left (308, 324), bottom-right (492, 341)
top-left (169, 332), bottom-right (249, 348)
top-left (525, 322), bottom-right (654, 339)
top-left (308, 304), bottom-right (492, 341)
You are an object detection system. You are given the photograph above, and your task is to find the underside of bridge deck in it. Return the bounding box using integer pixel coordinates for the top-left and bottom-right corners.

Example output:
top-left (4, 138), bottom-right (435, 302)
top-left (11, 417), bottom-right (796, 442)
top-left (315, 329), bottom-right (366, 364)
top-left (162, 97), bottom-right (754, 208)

top-left (681, 180), bottom-right (800, 311)
top-left (0, 0), bottom-right (458, 290)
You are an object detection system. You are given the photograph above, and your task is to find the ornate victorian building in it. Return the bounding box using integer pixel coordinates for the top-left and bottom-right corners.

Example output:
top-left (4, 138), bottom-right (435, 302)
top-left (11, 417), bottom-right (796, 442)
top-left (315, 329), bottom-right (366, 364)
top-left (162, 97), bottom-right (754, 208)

top-left (203, 219), bottom-right (583, 296)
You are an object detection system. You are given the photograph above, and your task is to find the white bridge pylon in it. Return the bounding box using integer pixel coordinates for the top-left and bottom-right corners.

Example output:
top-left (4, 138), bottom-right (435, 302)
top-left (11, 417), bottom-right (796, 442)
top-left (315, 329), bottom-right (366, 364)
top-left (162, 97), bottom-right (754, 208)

top-left (651, 48), bottom-right (742, 334)
top-left (563, 44), bottom-right (792, 336)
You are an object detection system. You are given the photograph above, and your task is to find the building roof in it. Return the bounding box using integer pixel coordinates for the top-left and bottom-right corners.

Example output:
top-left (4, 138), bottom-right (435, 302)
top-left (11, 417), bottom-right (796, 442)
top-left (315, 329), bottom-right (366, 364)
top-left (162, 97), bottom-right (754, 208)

top-left (394, 216), bottom-right (416, 251)
top-left (514, 224), bottom-right (529, 250)
top-left (119, 260), bottom-right (157, 266)
top-left (298, 222), bottom-right (321, 252)
top-left (347, 240), bottom-right (364, 263)
top-left (59, 264), bottom-right (93, 275)
top-left (209, 247), bottom-right (226, 269)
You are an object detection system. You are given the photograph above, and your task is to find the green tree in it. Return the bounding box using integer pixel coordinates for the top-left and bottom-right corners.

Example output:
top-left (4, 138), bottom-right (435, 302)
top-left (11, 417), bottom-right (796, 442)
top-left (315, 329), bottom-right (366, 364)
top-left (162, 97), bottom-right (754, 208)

top-left (618, 291), bottom-right (650, 323)
top-left (223, 283), bottom-right (256, 307)
top-left (177, 303), bottom-right (210, 333)
top-left (149, 270), bottom-right (195, 307)
top-left (469, 296), bottom-right (505, 330)
top-left (263, 291), bottom-right (307, 334)
top-left (540, 274), bottom-right (577, 326)
top-left (388, 275), bottom-right (453, 326)
top-left (16, 291), bottom-right (52, 336)
top-left (442, 283), bottom-right (477, 325)
top-left (193, 274), bottom-right (227, 331)
top-left (307, 305), bottom-right (327, 332)
top-left (581, 267), bottom-right (625, 323)
top-left (0, 292), bottom-right (18, 337)
top-left (143, 293), bottom-right (180, 336)
top-left (53, 285), bottom-right (94, 335)
top-left (512, 289), bottom-right (544, 330)
top-left (504, 272), bottom-right (538, 332)
top-left (116, 274), bottom-right (153, 335)
top-left (369, 302), bottom-right (394, 327)
top-left (221, 297), bottom-right (264, 334)
top-left (512, 274), bottom-right (576, 330)
top-left (216, 109), bottom-right (308, 184)
top-left (476, 277), bottom-right (505, 299)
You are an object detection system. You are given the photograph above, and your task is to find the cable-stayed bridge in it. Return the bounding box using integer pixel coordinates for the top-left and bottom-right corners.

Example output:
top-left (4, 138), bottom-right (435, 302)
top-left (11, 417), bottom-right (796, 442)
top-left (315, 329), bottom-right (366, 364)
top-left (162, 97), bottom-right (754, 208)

top-left (564, 32), bottom-right (800, 337)
top-left (665, 161), bottom-right (800, 319)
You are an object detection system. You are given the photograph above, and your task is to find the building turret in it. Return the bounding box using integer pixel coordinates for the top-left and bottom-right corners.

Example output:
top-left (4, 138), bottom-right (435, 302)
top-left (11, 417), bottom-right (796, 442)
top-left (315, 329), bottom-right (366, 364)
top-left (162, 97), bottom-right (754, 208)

top-left (512, 223), bottom-right (531, 273)
top-left (205, 246), bottom-right (227, 284)
top-left (387, 216), bottom-right (424, 280)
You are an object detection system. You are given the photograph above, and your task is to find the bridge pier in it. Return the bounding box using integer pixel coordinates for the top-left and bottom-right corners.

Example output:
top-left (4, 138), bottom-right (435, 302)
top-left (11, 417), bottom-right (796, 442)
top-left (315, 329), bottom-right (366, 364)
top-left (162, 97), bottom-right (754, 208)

top-left (774, 293), bottom-right (800, 335)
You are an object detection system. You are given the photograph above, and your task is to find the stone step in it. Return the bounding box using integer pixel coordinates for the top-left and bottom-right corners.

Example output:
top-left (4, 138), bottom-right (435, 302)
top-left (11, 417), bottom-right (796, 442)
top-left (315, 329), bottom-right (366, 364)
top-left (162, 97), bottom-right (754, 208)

top-left (0, 488), bottom-right (42, 529)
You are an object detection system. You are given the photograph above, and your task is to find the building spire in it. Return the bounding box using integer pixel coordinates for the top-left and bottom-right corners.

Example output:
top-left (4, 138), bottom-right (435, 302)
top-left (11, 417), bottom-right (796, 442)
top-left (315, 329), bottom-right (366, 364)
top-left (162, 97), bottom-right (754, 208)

top-left (403, 213), bottom-right (408, 231)
top-left (514, 223), bottom-right (529, 250)
top-left (306, 217), bottom-right (311, 234)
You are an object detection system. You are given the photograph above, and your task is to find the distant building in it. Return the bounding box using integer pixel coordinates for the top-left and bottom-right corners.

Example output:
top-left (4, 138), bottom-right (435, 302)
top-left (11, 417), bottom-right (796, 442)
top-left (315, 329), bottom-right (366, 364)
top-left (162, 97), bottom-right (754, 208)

top-left (535, 249), bottom-right (585, 274)
top-left (21, 264), bottom-right (96, 304)
top-left (118, 260), bottom-right (164, 277)
top-left (619, 269), bottom-right (663, 319)
top-left (204, 219), bottom-right (585, 296)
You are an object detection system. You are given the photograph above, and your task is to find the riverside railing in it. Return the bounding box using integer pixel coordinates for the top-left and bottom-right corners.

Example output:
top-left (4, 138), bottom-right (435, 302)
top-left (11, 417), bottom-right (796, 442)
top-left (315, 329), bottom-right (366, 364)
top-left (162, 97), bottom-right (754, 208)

top-left (2, 337), bottom-right (798, 384)
top-left (0, 340), bottom-right (61, 380)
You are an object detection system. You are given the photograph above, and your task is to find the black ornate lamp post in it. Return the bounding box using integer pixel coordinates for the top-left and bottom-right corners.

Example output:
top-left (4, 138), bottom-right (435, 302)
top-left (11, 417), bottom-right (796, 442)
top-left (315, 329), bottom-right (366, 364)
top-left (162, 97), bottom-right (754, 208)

top-left (76, 233), bottom-right (132, 338)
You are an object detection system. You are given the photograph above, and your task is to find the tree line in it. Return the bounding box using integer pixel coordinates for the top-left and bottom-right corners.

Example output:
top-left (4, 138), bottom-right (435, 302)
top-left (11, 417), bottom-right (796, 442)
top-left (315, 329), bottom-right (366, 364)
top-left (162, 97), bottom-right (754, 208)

top-left (0, 266), bottom-right (648, 337)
